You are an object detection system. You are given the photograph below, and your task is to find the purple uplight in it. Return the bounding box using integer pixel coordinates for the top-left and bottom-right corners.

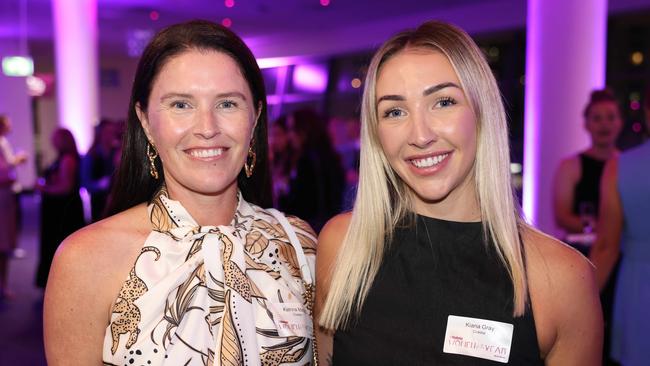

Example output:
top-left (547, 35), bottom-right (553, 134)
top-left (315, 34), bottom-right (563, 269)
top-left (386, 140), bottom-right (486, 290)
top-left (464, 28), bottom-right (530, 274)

top-left (523, 0), bottom-right (607, 232)
top-left (256, 57), bottom-right (303, 69)
top-left (522, 0), bottom-right (540, 224)
top-left (53, 0), bottom-right (99, 153)
top-left (293, 64), bottom-right (327, 93)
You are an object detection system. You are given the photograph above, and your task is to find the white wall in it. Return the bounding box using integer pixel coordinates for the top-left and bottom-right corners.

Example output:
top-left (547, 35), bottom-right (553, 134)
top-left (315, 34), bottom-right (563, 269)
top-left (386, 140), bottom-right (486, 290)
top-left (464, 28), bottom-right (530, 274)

top-left (0, 39), bottom-right (36, 188)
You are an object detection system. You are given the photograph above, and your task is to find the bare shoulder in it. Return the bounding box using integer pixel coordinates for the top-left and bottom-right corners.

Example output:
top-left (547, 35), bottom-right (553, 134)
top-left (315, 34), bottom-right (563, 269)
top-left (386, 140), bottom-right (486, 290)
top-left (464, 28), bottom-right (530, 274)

top-left (555, 155), bottom-right (581, 180)
top-left (318, 212), bottom-right (352, 255)
top-left (523, 225), bottom-right (596, 313)
top-left (523, 225), bottom-right (593, 282)
top-left (44, 204), bottom-right (151, 364)
top-left (522, 225), bottom-right (602, 363)
top-left (56, 204), bottom-right (150, 268)
top-left (316, 213), bottom-right (351, 278)
top-left (46, 203), bottom-right (151, 309)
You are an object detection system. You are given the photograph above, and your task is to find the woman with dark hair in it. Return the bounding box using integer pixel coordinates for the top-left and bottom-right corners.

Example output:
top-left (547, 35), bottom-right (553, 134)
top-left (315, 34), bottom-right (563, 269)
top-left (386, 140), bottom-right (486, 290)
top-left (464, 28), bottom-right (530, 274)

top-left (35, 128), bottom-right (85, 289)
top-left (44, 21), bottom-right (316, 365)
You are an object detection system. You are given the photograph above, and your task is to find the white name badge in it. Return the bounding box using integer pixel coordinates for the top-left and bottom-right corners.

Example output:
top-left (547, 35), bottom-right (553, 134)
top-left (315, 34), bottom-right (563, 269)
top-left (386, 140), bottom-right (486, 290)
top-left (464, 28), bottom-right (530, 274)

top-left (268, 302), bottom-right (313, 338)
top-left (443, 315), bottom-right (514, 363)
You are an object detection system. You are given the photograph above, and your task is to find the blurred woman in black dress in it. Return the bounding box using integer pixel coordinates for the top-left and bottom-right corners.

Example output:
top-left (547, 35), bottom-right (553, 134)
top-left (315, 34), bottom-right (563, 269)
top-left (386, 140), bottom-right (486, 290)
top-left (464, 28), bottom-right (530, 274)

top-left (36, 128), bottom-right (85, 288)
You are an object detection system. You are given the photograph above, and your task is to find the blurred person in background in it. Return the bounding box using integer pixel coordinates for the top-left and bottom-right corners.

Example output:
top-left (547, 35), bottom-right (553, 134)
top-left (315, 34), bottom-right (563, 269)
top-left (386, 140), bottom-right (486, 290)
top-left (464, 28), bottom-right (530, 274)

top-left (268, 115), bottom-right (293, 207)
top-left (0, 114), bottom-right (27, 298)
top-left (82, 118), bottom-right (120, 222)
top-left (282, 108), bottom-right (345, 232)
top-left (35, 128), bottom-right (85, 289)
top-left (552, 89), bottom-right (622, 364)
top-left (553, 89), bottom-right (623, 255)
top-left (328, 116), bottom-right (361, 210)
top-left (591, 88), bottom-right (650, 366)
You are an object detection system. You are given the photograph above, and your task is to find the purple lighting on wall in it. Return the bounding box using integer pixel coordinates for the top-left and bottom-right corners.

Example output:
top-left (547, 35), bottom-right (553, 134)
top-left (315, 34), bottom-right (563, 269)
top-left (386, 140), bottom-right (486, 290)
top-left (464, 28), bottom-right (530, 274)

top-left (53, 0), bottom-right (99, 154)
top-left (293, 64), bottom-right (327, 93)
top-left (523, 0), bottom-right (607, 232)
top-left (522, 0), bottom-right (541, 225)
top-left (256, 56), bottom-right (305, 69)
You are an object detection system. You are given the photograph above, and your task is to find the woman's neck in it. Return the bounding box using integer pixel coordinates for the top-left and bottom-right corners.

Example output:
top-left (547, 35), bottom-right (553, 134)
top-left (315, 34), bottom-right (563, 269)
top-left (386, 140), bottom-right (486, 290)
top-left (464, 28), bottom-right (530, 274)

top-left (585, 145), bottom-right (618, 161)
top-left (165, 182), bottom-right (239, 226)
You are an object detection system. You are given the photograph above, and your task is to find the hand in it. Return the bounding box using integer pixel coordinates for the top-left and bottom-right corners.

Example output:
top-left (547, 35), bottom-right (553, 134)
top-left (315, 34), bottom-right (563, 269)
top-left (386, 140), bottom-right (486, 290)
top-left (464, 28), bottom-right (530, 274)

top-left (14, 151), bottom-right (27, 165)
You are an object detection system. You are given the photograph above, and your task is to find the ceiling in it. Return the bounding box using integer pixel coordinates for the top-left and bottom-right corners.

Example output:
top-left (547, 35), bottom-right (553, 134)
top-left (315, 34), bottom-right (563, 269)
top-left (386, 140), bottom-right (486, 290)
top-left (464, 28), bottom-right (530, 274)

top-left (1, 0), bottom-right (650, 60)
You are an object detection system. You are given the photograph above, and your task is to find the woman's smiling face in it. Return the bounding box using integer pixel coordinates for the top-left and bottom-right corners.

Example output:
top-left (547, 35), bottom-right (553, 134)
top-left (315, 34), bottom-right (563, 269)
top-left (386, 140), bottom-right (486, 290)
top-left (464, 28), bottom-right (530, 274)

top-left (138, 49), bottom-right (258, 199)
top-left (375, 49), bottom-right (478, 218)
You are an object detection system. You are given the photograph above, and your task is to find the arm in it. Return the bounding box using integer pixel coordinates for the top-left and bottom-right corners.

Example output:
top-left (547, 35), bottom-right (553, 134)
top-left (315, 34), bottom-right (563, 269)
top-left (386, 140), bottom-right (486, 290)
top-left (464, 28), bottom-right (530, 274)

top-left (525, 229), bottom-right (603, 365)
top-left (44, 207), bottom-right (147, 365)
top-left (42, 154), bottom-right (78, 195)
top-left (43, 229), bottom-right (112, 365)
top-left (553, 157), bottom-right (584, 233)
top-left (589, 158), bottom-right (623, 290)
top-left (314, 213), bottom-right (350, 366)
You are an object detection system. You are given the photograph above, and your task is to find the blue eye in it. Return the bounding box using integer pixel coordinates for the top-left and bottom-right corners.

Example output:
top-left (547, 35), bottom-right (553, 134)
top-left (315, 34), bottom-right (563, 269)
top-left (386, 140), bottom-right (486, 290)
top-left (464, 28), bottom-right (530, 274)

top-left (171, 101), bottom-right (190, 109)
top-left (436, 97), bottom-right (457, 108)
top-left (383, 108), bottom-right (405, 118)
top-left (219, 100), bottom-right (238, 109)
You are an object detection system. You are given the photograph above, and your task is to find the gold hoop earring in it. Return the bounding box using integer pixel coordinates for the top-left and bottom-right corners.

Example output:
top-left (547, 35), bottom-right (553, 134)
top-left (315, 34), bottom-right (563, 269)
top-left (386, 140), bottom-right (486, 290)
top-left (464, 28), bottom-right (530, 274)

top-left (147, 143), bottom-right (159, 180)
top-left (244, 145), bottom-right (256, 178)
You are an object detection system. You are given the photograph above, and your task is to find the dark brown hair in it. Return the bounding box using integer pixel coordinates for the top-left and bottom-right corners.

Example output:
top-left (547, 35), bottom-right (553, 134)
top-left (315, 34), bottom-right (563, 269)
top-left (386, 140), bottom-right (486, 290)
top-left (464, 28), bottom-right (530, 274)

top-left (53, 128), bottom-right (79, 157)
top-left (107, 20), bottom-right (272, 215)
top-left (583, 88), bottom-right (619, 118)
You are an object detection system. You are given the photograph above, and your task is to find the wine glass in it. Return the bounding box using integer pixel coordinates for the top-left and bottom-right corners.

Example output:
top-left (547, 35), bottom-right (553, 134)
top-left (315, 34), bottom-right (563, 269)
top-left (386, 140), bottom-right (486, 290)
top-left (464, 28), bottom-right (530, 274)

top-left (579, 202), bottom-right (596, 234)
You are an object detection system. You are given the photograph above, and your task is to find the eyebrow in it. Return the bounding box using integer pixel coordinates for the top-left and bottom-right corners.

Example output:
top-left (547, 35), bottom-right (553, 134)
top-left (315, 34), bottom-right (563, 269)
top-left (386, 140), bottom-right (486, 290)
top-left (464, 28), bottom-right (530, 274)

top-left (159, 91), bottom-right (248, 102)
top-left (376, 82), bottom-right (461, 105)
top-left (423, 82), bottom-right (461, 96)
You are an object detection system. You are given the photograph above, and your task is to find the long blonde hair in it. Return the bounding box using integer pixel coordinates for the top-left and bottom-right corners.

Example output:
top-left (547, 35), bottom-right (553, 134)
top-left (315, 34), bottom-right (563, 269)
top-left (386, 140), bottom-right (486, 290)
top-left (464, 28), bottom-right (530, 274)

top-left (320, 20), bottom-right (528, 330)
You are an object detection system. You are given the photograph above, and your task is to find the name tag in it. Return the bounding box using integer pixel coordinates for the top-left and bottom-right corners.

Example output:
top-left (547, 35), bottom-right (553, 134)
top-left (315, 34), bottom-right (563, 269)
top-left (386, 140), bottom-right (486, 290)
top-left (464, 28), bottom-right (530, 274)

top-left (268, 302), bottom-right (313, 338)
top-left (443, 315), bottom-right (514, 363)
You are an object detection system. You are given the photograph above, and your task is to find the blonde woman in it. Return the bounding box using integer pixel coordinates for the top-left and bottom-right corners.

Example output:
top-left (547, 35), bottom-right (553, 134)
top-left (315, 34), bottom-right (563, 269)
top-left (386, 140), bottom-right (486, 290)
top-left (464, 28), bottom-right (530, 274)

top-left (315, 21), bottom-right (602, 365)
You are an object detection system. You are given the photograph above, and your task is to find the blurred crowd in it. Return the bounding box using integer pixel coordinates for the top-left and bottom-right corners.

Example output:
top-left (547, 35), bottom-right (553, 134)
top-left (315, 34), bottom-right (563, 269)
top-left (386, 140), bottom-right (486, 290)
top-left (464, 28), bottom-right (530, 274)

top-left (269, 108), bottom-right (359, 232)
top-left (2, 82), bottom-right (649, 364)
top-left (1, 107), bottom-right (359, 296)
